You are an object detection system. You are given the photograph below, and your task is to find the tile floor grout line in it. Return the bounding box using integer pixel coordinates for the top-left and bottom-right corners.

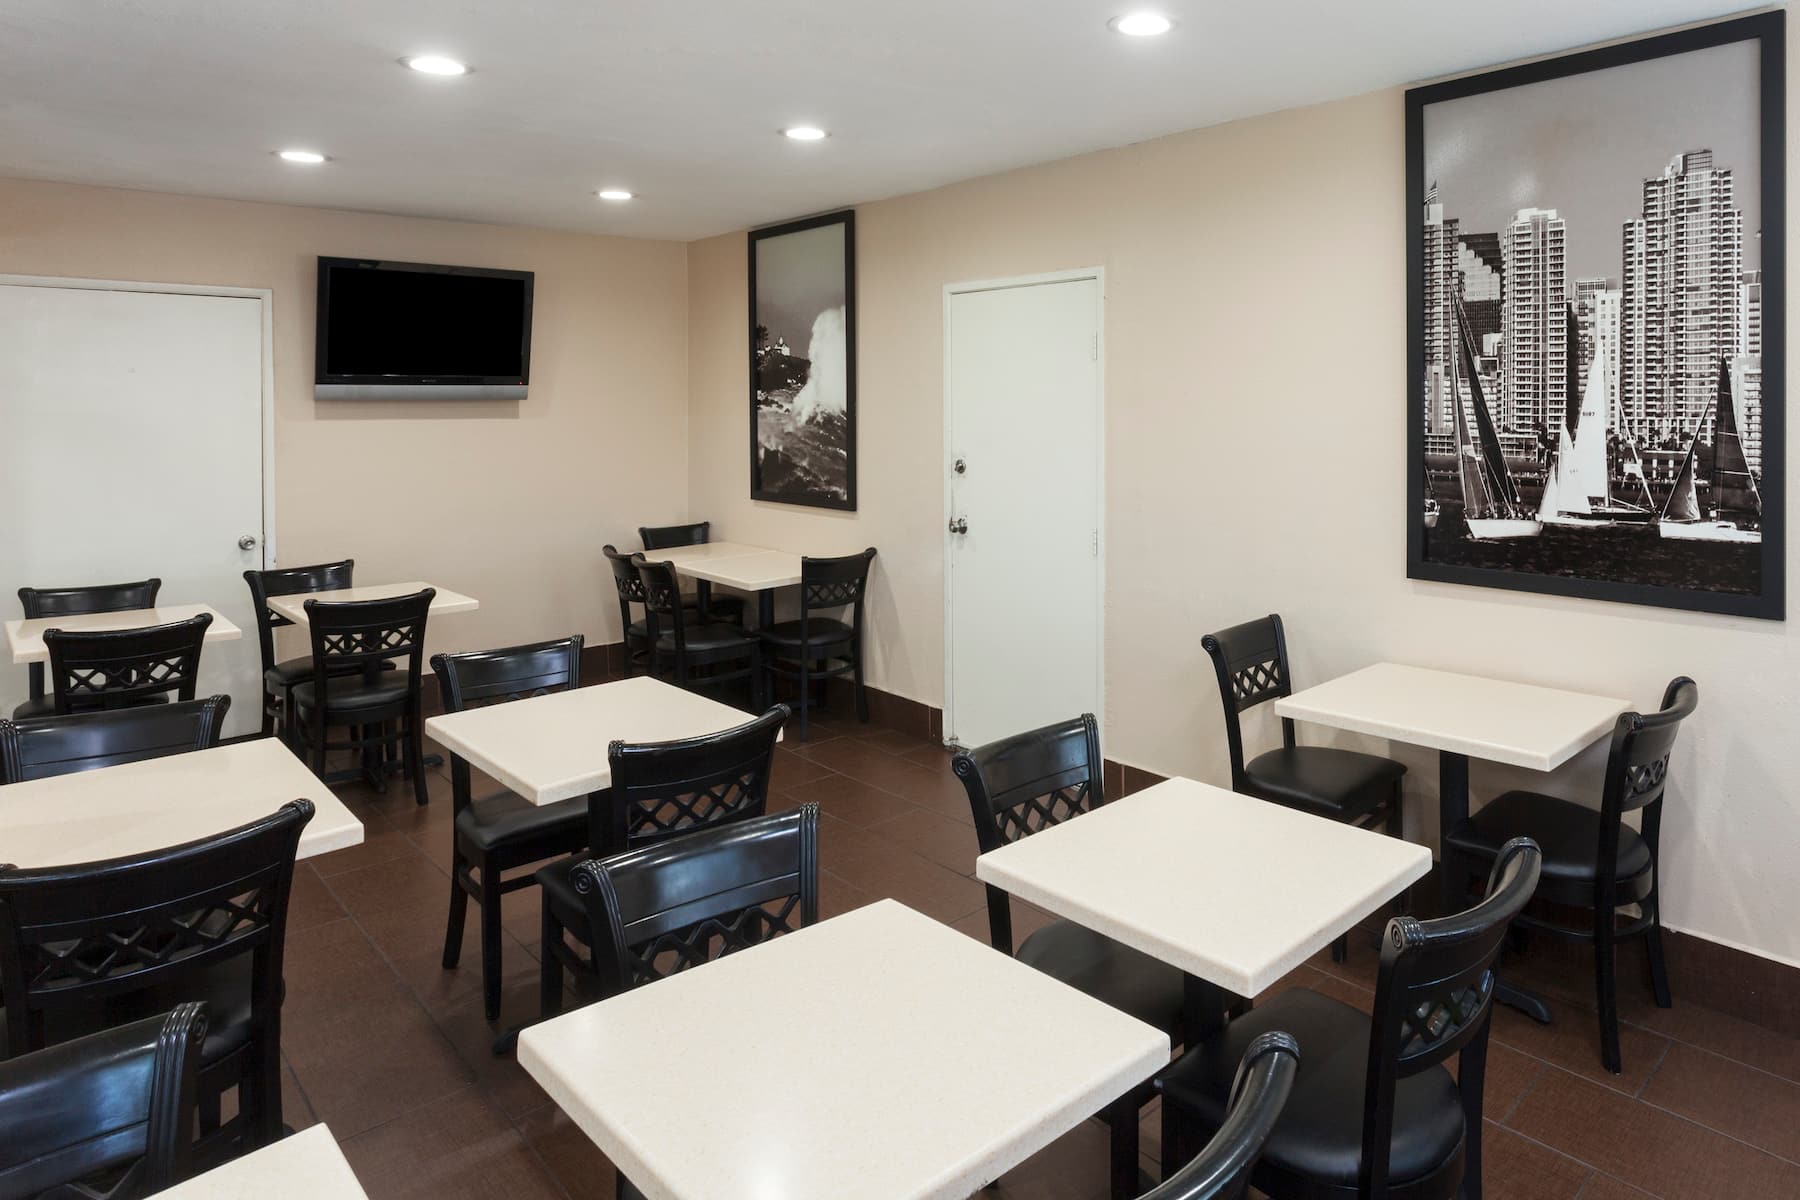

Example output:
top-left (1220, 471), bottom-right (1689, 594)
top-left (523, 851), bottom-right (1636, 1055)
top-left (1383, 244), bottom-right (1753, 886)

top-left (1631, 1034), bottom-right (1673, 1101)
top-left (1488, 1122), bottom-right (1625, 1198)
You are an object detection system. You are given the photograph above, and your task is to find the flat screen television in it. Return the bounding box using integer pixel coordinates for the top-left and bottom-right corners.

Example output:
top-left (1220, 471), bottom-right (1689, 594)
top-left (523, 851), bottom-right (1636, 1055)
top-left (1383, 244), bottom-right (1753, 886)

top-left (314, 257), bottom-right (534, 399)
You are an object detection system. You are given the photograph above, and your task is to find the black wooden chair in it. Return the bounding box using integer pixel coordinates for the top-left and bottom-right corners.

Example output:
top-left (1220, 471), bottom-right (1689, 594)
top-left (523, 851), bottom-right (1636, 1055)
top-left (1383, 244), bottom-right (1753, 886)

top-left (758, 548), bottom-right (876, 740)
top-left (604, 545), bottom-right (660, 676)
top-left (0, 801), bottom-right (314, 1165)
top-left (243, 559), bottom-right (357, 739)
top-left (1158, 838), bottom-right (1542, 1200)
top-left (955, 713), bottom-right (1185, 1199)
top-left (1446, 677), bottom-right (1696, 1075)
top-left (0, 695), bottom-right (230, 784)
top-left (293, 589), bottom-right (432, 805)
top-left (14, 578), bottom-right (161, 719)
top-left (1137, 1032), bottom-right (1299, 1200)
top-left (41, 614), bottom-right (211, 716)
top-left (637, 521), bottom-right (746, 625)
top-left (534, 705), bottom-right (787, 1021)
top-left (0, 1003), bottom-right (207, 1200)
top-left (635, 557), bottom-right (761, 708)
top-left (432, 636), bottom-right (589, 1021)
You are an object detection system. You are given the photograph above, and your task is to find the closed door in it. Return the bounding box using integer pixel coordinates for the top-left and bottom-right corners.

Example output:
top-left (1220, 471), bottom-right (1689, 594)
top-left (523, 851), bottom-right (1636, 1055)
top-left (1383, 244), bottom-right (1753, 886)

top-left (0, 283), bottom-right (268, 735)
top-left (945, 274), bottom-right (1103, 749)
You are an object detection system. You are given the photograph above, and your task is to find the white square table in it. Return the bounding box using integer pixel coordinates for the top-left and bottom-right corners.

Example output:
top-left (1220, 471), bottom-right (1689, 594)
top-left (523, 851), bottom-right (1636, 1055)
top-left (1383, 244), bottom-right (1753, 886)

top-left (5, 603), bottom-right (242, 665)
top-left (262, 581), bottom-right (479, 626)
top-left (152, 1124), bottom-right (368, 1198)
top-left (0, 738), bottom-right (362, 867)
top-left (976, 776), bottom-right (1431, 1035)
top-left (424, 675), bottom-right (775, 805)
top-left (641, 541), bottom-right (803, 626)
top-left (518, 899), bottom-right (1169, 1200)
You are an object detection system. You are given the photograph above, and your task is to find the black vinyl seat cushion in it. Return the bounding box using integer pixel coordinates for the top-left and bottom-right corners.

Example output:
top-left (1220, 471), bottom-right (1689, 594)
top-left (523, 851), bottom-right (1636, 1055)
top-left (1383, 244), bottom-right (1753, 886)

top-left (1017, 919), bottom-right (1185, 1034)
top-left (1160, 988), bottom-right (1464, 1190)
top-left (265, 657), bottom-right (388, 690)
top-left (655, 623), bottom-right (756, 654)
top-left (290, 674), bottom-right (413, 715)
top-left (455, 792), bottom-right (587, 856)
top-left (757, 618), bottom-right (855, 651)
top-left (1244, 747), bottom-right (1403, 821)
top-left (2, 958), bottom-right (256, 1067)
top-left (12, 692), bottom-right (169, 720)
top-left (1446, 790), bottom-right (1651, 886)
top-left (536, 857), bottom-right (588, 933)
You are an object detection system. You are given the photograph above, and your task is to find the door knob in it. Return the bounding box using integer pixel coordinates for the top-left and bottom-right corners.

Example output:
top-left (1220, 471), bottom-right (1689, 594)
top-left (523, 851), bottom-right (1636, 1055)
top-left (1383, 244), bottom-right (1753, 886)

top-left (238, 535), bottom-right (258, 551)
top-left (948, 518), bottom-right (968, 534)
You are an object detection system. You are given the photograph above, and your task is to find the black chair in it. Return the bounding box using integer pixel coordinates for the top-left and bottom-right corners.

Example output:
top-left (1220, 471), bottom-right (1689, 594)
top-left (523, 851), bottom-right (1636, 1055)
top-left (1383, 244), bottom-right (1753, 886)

top-left (0, 1003), bottom-right (207, 1200)
top-left (1137, 1033), bottom-right (1299, 1200)
top-left (758, 548), bottom-right (876, 740)
top-left (293, 589), bottom-right (432, 806)
top-left (14, 578), bottom-right (161, 719)
top-left (1158, 838), bottom-right (1542, 1200)
top-left (433, 636), bottom-right (589, 1021)
top-left (534, 705), bottom-right (787, 1021)
top-left (955, 714), bottom-right (1185, 1199)
top-left (637, 521), bottom-right (746, 625)
top-left (604, 545), bottom-right (660, 676)
top-left (41, 614), bottom-right (211, 717)
top-left (635, 557), bottom-right (761, 708)
top-left (0, 695), bottom-right (230, 784)
top-left (1445, 677), bottom-right (1696, 1075)
top-left (0, 801), bottom-right (314, 1162)
top-left (244, 559), bottom-right (356, 739)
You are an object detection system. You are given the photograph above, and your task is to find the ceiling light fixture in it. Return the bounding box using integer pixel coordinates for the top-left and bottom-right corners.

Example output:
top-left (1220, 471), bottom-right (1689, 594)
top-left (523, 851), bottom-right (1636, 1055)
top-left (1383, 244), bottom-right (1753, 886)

top-left (597, 189), bottom-right (634, 201)
top-left (276, 149), bottom-right (327, 164)
top-left (783, 125), bottom-right (828, 141)
top-left (1109, 12), bottom-right (1173, 36)
top-left (403, 55), bottom-right (470, 76)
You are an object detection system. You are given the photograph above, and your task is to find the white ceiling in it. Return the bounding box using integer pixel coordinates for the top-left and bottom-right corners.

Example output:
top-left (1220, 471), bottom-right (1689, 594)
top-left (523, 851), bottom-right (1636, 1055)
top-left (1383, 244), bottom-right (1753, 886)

top-left (0, 1), bottom-right (1761, 241)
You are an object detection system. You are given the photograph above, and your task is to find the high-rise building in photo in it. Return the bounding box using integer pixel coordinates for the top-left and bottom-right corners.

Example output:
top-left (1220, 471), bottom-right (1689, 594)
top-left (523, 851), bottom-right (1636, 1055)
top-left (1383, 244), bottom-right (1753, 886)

top-left (1422, 183), bottom-right (1460, 435)
top-left (1501, 207), bottom-right (1567, 433)
top-left (1739, 268), bottom-right (1763, 358)
top-left (1593, 288), bottom-right (1622, 432)
top-left (1574, 275), bottom-right (1609, 392)
top-left (1457, 231), bottom-right (1503, 350)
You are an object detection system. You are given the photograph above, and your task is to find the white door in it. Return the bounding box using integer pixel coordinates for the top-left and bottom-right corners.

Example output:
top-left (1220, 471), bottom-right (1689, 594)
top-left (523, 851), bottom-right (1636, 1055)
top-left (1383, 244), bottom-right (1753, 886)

top-left (944, 273), bottom-right (1103, 749)
top-left (0, 283), bottom-right (269, 737)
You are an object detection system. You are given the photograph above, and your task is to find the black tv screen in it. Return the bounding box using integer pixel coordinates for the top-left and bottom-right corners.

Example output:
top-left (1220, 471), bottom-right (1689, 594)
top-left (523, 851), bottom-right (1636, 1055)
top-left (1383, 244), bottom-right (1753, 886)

top-left (315, 257), bottom-right (534, 385)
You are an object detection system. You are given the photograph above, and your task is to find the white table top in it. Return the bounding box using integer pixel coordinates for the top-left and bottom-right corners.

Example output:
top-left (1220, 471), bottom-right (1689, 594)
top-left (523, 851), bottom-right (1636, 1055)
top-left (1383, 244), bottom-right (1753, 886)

top-left (5, 604), bottom-right (242, 665)
top-left (264, 581), bottom-right (479, 626)
top-left (0, 738), bottom-right (363, 868)
top-left (976, 777), bottom-right (1432, 998)
top-left (671, 549), bottom-right (804, 590)
top-left (153, 1124), bottom-right (368, 1198)
top-left (518, 899), bottom-right (1168, 1200)
top-left (424, 675), bottom-right (776, 805)
top-left (1274, 662), bottom-right (1630, 772)
top-left (645, 540), bottom-right (777, 563)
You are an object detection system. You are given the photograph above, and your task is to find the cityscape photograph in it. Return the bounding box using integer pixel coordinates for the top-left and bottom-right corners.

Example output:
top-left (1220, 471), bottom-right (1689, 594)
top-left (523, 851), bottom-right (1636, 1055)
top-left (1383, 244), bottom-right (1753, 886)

top-left (1415, 34), bottom-right (1773, 603)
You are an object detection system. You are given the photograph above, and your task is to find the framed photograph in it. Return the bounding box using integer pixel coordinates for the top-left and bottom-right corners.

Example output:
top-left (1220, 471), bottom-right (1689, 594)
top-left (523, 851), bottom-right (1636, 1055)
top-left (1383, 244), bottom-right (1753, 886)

top-left (748, 209), bottom-right (856, 510)
top-left (1406, 12), bottom-right (1784, 619)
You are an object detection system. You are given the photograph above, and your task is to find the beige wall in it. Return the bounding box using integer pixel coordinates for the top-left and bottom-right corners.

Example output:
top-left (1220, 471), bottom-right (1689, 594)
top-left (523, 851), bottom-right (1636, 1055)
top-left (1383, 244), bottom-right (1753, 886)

top-left (688, 85), bottom-right (1800, 966)
top-left (1, 176), bottom-right (690, 658)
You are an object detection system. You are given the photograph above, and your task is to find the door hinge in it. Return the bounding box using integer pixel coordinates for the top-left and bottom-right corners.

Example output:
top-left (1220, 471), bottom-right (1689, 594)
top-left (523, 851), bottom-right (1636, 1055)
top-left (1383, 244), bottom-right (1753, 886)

top-left (1091, 529), bottom-right (1099, 556)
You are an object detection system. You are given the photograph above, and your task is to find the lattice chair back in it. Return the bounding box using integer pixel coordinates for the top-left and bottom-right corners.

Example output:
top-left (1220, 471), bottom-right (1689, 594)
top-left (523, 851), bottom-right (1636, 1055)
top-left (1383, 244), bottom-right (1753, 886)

top-left (1142, 1032), bottom-right (1300, 1200)
top-left (42, 614), bottom-right (212, 715)
top-left (603, 544), bottom-right (647, 607)
top-left (242, 559), bottom-right (353, 676)
top-left (572, 804), bottom-right (820, 998)
top-left (431, 637), bottom-right (584, 816)
top-left (302, 588), bottom-right (433, 703)
top-left (632, 555), bottom-right (692, 652)
top-left (1358, 837), bottom-right (1541, 1197)
top-left (0, 800), bottom-right (313, 1060)
top-left (952, 713), bottom-right (1103, 954)
top-left (18, 577), bottom-right (162, 706)
top-left (593, 705), bottom-right (789, 856)
top-left (1200, 614), bottom-right (1294, 791)
top-left (1604, 677), bottom-right (1696, 821)
top-left (638, 521), bottom-right (711, 550)
top-left (799, 548), bottom-right (876, 629)
top-left (0, 695), bottom-right (230, 784)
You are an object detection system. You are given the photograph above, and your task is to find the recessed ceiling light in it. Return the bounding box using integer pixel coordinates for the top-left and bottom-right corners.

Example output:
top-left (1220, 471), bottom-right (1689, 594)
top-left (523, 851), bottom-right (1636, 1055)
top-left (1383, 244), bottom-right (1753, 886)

top-left (783, 126), bottom-right (828, 141)
top-left (597, 189), bottom-right (634, 202)
top-left (276, 149), bottom-right (326, 164)
top-left (1110, 12), bottom-right (1173, 36)
top-left (403, 55), bottom-right (470, 76)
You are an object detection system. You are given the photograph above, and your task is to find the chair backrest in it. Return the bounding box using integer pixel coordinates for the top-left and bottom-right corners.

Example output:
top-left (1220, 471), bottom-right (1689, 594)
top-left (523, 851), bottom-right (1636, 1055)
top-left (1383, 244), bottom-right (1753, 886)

top-left (0, 800), bottom-right (313, 1059)
top-left (571, 804), bottom-right (820, 998)
top-left (1200, 614), bottom-right (1295, 790)
top-left (303, 589), bottom-right (433, 704)
top-left (799, 548), bottom-right (876, 630)
top-left (0, 1002), bottom-right (206, 1200)
top-left (638, 521), bottom-right (710, 550)
top-left (594, 705), bottom-right (788, 857)
top-left (952, 714), bottom-right (1104, 954)
top-left (431, 637), bottom-right (584, 816)
top-left (0, 695), bottom-right (230, 784)
top-left (43, 615), bottom-right (212, 714)
top-left (633, 555), bottom-right (691, 651)
top-left (242, 559), bottom-right (354, 675)
top-left (1358, 837), bottom-right (1542, 1196)
top-left (1140, 1032), bottom-right (1299, 1200)
top-left (17, 578), bottom-right (163, 703)
top-left (1602, 676), bottom-right (1697, 822)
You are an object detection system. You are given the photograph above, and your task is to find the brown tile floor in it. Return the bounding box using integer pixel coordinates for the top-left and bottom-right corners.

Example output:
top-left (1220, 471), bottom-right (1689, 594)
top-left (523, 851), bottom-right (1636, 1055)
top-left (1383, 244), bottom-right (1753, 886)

top-left (279, 704), bottom-right (1800, 1200)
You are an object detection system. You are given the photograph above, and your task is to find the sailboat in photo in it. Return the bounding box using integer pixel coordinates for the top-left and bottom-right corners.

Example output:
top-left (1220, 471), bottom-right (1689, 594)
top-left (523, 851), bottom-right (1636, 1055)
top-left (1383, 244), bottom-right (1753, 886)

top-left (1423, 466), bottom-right (1440, 529)
top-left (1453, 299), bottom-right (1541, 540)
top-left (1659, 358), bottom-right (1761, 544)
top-left (1539, 305), bottom-right (1650, 528)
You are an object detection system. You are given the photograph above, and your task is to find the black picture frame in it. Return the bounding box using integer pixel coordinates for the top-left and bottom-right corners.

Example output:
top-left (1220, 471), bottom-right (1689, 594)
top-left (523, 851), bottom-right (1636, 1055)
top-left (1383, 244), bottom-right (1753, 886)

top-left (1405, 12), bottom-right (1785, 619)
top-left (747, 209), bottom-right (857, 510)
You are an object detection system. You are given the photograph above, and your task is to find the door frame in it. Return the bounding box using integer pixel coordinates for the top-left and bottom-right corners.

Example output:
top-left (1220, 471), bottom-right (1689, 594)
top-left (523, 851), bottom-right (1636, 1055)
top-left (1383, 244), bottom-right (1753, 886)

top-left (0, 273), bottom-right (277, 566)
top-left (941, 266), bottom-right (1105, 749)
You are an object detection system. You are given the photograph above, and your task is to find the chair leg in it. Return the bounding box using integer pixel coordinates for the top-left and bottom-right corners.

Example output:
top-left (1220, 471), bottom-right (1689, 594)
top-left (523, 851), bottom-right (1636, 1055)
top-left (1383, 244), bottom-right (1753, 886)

top-left (1160, 1094), bottom-right (1195, 1182)
top-left (480, 863), bottom-right (505, 1022)
top-left (539, 902), bottom-right (565, 1022)
top-left (252, 1021), bottom-right (284, 1149)
top-left (1596, 909), bottom-right (1623, 1075)
top-left (1646, 907), bottom-right (1674, 1009)
top-left (408, 707), bottom-right (429, 807)
top-left (797, 656), bottom-right (810, 741)
top-left (853, 648), bottom-right (869, 723)
top-left (1330, 933), bottom-right (1348, 963)
top-left (1105, 1097), bottom-right (1140, 1200)
top-left (443, 864), bottom-right (470, 970)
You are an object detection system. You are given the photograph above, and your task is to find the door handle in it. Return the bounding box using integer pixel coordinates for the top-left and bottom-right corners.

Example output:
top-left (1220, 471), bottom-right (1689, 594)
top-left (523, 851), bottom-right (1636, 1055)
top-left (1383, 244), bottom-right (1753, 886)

top-left (948, 518), bottom-right (968, 535)
top-left (238, 535), bottom-right (258, 551)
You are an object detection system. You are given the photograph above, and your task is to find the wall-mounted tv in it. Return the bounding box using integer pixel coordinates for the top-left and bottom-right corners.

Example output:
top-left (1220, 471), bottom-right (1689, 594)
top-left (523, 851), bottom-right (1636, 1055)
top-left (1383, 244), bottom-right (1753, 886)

top-left (314, 257), bottom-right (534, 400)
